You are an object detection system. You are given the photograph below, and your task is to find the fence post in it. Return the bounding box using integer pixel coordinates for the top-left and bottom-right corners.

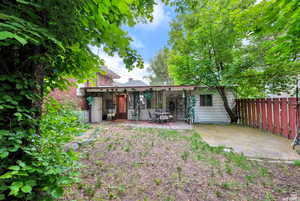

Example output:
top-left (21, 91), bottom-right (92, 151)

top-left (267, 98), bottom-right (273, 132)
top-left (242, 99), bottom-right (246, 125)
top-left (236, 99), bottom-right (240, 124)
top-left (281, 98), bottom-right (289, 137)
top-left (261, 98), bottom-right (267, 130)
top-left (256, 99), bottom-right (261, 128)
top-left (273, 98), bottom-right (280, 134)
top-left (247, 99), bottom-right (252, 127)
top-left (251, 99), bottom-right (256, 127)
top-left (244, 99), bottom-right (248, 126)
top-left (289, 98), bottom-right (297, 139)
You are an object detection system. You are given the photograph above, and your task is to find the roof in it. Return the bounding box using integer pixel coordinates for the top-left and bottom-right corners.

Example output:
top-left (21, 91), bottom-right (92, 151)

top-left (117, 79), bottom-right (148, 87)
top-left (99, 66), bottom-right (120, 79)
top-left (84, 85), bottom-right (197, 93)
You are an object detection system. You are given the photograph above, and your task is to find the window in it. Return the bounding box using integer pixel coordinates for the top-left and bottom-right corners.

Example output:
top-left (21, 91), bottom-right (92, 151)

top-left (200, 95), bottom-right (213, 106)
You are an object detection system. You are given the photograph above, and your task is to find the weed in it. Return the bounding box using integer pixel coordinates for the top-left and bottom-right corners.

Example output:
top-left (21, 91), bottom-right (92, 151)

top-left (181, 151), bottom-right (189, 161)
top-left (245, 174), bottom-right (256, 185)
top-left (96, 160), bottom-right (105, 168)
top-left (154, 178), bottom-right (162, 185)
top-left (116, 184), bottom-right (126, 196)
top-left (124, 146), bottom-right (130, 152)
top-left (164, 196), bottom-right (175, 201)
top-left (219, 181), bottom-right (241, 190)
top-left (215, 190), bottom-right (223, 198)
top-left (83, 185), bottom-right (95, 198)
top-left (259, 167), bottom-right (270, 177)
top-left (176, 166), bottom-right (183, 181)
top-left (95, 176), bottom-right (102, 189)
top-left (293, 160), bottom-right (300, 167)
top-left (225, 163), bottom-right (233, 175)
top-left (264, 192), bottom-right (275, 201)
top-left (225, 152), bottom-right (251, 170)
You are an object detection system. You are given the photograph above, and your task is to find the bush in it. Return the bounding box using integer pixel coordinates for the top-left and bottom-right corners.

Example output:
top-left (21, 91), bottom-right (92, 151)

top-left (0, 98), bottom-right (87, 200)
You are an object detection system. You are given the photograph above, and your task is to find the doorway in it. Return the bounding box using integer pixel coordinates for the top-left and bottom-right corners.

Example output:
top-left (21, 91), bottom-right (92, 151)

top-left (117, 95), bottom-right (127, 119)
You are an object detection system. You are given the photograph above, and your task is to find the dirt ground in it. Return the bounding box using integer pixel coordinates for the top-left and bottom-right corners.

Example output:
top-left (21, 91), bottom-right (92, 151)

top-left (61, 123), bottom-right (300, 201)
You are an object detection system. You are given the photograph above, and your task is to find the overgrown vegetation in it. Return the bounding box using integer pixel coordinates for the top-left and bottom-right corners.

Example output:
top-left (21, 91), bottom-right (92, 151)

top-left (0, 0), bottom-right (156, 200)
top-left (0, 98), bottom-right (87, 200)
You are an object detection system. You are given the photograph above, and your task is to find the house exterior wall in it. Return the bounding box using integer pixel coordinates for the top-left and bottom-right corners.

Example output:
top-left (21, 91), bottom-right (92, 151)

top-left (91, 97), bottom-right (102, 123)
top-left (49, 79), bottom-right (87, 110)
top-left (97, 73), bottom-right (114, 86)
top-left (88, 87), bottom-right (235, 124)
top-left (192, 89), bottom-right (235, 123)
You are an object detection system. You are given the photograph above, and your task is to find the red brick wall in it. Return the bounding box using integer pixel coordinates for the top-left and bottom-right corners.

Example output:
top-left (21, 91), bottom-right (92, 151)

top-left (49, 74), bottom-right (114, 110)
top-left (49, 79), bottom-right (87, 110)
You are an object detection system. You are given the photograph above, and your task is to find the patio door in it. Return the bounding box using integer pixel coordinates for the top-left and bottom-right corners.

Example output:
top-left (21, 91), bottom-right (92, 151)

top-left (117, 95), bottom-right (127, 119)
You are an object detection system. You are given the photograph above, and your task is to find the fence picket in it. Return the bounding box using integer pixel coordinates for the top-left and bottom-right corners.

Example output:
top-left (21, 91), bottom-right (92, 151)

top-left (281, 98), bottom-right (289, 137)
top-left (236, 97), bottom-right (299, 139)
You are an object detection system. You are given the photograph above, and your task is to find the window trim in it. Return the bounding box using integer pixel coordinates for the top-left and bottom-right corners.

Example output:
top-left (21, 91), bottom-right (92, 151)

top-left (200, 94), bottom-right (213, 107)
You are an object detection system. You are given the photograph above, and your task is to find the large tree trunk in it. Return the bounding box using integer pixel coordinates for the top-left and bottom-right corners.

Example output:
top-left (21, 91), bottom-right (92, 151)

top-left (216, 86), bottom-right (238, 123)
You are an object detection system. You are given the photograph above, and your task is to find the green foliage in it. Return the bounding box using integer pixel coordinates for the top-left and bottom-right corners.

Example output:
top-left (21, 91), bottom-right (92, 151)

top-left (147, 48), bottom-right (173, 85)
top-left (168, 0), bottom-right (299, 98)
top-left (168, 0), bottom-right (257, 90)
top-left (0, 0), bottom-right (157, 200)
top-left (293, 160), bottom-right (300, 167)
top-left (167, 0), bottom-right (260, 122)
top-left (0, 97), bottom-right (86, 200)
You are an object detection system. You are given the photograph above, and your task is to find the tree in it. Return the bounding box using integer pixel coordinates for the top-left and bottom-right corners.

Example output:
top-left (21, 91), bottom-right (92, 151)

top-left (0, 0), bottom-right (155, 200)
top-left (248, 0), bottom-right (300, 94)
top-left (146, 48), bottom-right (173, 85)
top-left (168, 0), bottom-right (257, 123)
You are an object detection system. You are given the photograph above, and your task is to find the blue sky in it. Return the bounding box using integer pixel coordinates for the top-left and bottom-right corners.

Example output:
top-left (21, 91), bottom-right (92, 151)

top-left (92, 2), bottom-right (175, 83)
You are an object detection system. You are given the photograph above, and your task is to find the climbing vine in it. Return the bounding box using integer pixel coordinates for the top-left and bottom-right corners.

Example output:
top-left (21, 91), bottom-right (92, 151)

top-left (0, 0), bottom-right (156, 200)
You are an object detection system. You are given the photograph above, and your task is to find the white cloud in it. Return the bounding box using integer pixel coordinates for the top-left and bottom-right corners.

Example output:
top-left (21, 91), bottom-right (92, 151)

top-left (91, 46), bottom-right (149, 84)
top-left (136, 1), bottom-right (171, 30)
top-left (131, 36), bottom-right (144, 49)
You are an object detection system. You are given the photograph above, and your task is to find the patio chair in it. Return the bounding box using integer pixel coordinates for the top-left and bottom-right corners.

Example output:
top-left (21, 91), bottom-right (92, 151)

top-left (148, 111), bottom-right (157, 122)
top-left (131, 111), bottom-right (138, 121)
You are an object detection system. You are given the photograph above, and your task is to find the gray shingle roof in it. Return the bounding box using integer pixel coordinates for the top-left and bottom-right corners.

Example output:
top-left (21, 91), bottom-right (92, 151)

top-left (117, 79), bottom-right (148, 87)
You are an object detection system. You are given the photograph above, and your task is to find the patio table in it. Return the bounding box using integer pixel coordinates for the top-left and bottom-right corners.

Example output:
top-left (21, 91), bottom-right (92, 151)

top-left (154, 112), bottom-right (172, 122)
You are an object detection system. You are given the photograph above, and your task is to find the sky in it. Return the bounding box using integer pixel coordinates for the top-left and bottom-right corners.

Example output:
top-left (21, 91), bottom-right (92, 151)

top-left (91, 1), bottom-right (175, 83)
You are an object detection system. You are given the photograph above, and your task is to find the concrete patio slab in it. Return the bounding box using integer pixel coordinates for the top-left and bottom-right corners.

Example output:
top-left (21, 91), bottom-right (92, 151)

top-left (105, 120), bottom-right (192, 130)
top-left (194, 124), bottom-right (299, 161)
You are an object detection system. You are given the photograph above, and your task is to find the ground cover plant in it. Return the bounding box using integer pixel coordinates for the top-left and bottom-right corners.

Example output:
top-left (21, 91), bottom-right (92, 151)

top-left (0, 99), bottom-right (87, 200)
top-left (62, 123), bottom-right (300, 201)
top-left (0, 0), bottom-right (155, 200)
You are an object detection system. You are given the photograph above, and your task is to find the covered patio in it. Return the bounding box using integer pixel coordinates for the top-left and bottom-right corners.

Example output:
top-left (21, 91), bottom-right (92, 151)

top-left (84, 85), bottom-right (196, 123)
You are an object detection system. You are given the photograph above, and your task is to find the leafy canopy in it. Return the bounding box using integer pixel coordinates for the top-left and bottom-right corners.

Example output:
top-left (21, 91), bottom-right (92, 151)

top-left (168, 0), bottom-right (256, 88)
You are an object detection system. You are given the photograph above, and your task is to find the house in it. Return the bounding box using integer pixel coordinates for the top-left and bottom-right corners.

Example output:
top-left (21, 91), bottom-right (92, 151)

top-left (50, 65), bottom-right (120, 118)
top-left (78, 67), bottom-right (236, 124)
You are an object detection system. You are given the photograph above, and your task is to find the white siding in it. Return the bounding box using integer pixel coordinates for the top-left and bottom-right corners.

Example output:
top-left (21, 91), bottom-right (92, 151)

top-left (91, 97), bottom-right (102, 123)
top-left (193, 89), bottom-right (235, 123)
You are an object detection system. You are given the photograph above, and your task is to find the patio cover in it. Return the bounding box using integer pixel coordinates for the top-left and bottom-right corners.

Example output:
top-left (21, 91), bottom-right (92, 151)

top-left (83, 85), bottom-right (197, 93)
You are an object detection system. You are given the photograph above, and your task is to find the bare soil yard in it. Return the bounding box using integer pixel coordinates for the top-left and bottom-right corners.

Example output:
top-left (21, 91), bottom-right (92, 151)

top-left (61, 123), bottom-right (300, 201)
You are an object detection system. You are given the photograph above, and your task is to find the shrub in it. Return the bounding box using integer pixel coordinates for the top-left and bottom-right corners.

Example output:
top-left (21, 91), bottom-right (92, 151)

top-left (0, 98), bottom-right (87, 200)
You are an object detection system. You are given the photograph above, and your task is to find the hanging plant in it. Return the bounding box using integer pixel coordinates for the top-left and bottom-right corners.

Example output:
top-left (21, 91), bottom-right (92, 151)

top-left (143, 91), bottom-right (153, 100)
top-left (86, 96), bottom-right (94, 106)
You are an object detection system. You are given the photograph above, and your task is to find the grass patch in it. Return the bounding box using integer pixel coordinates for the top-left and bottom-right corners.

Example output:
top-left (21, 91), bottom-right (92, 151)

top-left (293, 160), bottom-right (300, 167)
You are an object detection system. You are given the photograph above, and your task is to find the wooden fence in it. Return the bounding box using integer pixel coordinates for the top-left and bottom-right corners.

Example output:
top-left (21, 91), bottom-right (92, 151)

top-left (236, 98), bottom-right (299, 139)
